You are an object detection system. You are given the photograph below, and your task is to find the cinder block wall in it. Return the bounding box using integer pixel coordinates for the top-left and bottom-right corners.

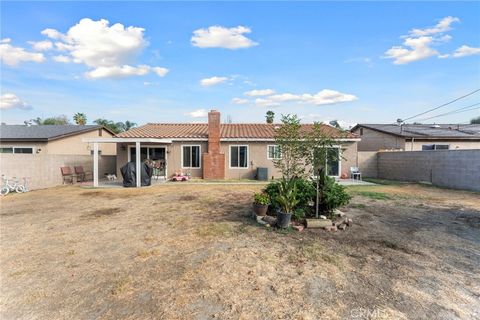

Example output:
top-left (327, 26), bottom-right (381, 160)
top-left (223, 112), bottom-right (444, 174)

top-left (358, 151), bottom-right (378, 178)
top-left (377, 150), bottom-right (480, 191)
top-left (0, 154), bottom-right (116, 190)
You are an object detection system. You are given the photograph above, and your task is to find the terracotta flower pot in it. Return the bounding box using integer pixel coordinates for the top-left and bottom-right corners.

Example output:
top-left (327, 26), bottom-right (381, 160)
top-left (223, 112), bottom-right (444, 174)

top-left (253, 203), bottom-right (268, 216)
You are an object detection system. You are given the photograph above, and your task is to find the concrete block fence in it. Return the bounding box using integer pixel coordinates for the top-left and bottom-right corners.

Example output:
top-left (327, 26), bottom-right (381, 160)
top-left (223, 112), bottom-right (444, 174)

top-left (358, 150), bottom-right (480, 191)
top-left (0, 154), bottom-right (116, 190)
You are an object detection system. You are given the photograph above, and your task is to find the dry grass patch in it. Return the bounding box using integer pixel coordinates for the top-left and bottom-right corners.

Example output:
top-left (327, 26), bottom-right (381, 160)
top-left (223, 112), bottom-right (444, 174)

top-left (196, 222), bottom-right (237, 238)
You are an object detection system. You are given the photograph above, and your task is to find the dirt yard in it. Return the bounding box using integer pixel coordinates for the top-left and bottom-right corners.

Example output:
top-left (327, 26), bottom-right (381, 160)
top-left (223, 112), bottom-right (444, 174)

top-left (1, 182), bottom-right (479, 319)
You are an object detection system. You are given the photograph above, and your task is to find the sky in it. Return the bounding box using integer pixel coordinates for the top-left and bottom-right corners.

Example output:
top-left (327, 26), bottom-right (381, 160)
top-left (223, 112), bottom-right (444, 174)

top-left (1, 1), bottom-right (479, 127)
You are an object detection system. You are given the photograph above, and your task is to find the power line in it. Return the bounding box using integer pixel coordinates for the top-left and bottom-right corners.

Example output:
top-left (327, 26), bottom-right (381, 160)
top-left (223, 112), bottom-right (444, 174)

top-left (416, 102), bottom-right (480, 121)
top-left (400, 88), bottom-right (480, 122)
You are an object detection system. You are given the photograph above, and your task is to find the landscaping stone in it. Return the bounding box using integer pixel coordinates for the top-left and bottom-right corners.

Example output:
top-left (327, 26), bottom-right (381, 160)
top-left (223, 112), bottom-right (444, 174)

top-left (292, 225), bottom-right (305, 232)
top-left (324, 226), bottom-right (337, 232)
top-left (338, 223), bottom-right (347, 230)
top-left (346, 218), bottom-right (353, 227)
top-left (334, 209), bottom-right (346, 217)
top-left (256, 216), bottom-right (267, 225)
top-left (306, 219), bottom-right (332, 229)
top-left (262, 216), bottom-right (277, 225)
top-left (319, 215), bottom-right (327, 220)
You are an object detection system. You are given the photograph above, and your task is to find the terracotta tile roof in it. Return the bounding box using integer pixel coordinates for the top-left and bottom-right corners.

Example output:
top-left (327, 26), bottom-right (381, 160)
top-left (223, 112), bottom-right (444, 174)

top-left (116, 123), bottom-right (358, 139)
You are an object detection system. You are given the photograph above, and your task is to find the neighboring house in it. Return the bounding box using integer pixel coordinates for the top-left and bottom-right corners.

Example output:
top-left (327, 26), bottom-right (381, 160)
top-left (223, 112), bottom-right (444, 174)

top-left (351, 124), bottom-right (480, 151)
top-left (0, 125), bottom-right (117, 190)
top-left (0, 124), bottom-right (116, 155)
top-left (111, 110), bottom-right (360, 180)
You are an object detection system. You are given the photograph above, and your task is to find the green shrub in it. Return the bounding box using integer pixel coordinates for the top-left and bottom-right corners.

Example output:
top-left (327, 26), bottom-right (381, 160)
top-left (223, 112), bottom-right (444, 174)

top-left (317, 175), bottom-right (351, 216)
top-left (253, 192), bottom-right (270, 205)
top-left (264, 178), bottom-right (315, 214)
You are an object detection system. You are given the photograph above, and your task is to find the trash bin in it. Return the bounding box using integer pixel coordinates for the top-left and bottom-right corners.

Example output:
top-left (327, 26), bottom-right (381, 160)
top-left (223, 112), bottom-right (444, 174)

top-left (256, 167), bottom-right (268, 181)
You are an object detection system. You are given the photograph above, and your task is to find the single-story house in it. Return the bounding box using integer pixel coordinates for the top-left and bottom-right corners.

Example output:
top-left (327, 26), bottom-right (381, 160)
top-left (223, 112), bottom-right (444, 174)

top-left (0, 124), bottom-right (116, 155)
top-left (0, 124), bottom-right (117, 190)
top-left (351, 123), bottom-right (480, 151)
top-left (85, 110), bottom-right (360, 186)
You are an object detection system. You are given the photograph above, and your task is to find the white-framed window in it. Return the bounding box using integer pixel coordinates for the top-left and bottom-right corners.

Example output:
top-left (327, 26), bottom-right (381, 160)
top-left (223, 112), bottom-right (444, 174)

top-left (267, 145), bottom-right (282, 160)
top-left (422, 144), bottom-right (449, 150)
top-left (230, 145), bottom-right (249, 168)
top-left (182, 145), bottom-right (201, 168)
top-left (0, 147), bottom-right (34, 154)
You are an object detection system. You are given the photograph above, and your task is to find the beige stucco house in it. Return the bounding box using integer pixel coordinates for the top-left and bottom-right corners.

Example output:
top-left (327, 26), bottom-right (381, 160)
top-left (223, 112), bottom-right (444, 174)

top-left (101, 110), bottom-right (360, 183)
top-left (352, 124), bottom-right (480, 151)
top-left (0, 124), bottom-right (116, 155)
top-left (0, 125), bottom-right (117, 190)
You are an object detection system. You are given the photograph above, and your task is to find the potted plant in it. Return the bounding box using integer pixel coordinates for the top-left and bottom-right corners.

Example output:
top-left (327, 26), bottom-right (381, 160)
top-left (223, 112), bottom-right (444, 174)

top-left (275, 178), bottom-right (300, 228)
top-left (253, 193), bottom-right (270, 216)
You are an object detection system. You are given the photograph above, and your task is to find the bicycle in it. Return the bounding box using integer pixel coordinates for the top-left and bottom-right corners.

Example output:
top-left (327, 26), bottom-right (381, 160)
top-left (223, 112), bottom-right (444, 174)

top-left (1, 175), bottom-right (25, 196)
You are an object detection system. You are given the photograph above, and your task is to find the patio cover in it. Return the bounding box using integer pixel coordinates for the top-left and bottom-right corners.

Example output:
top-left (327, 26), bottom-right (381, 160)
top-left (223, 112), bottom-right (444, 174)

top-left (82, 137), bottom-right (172, 188)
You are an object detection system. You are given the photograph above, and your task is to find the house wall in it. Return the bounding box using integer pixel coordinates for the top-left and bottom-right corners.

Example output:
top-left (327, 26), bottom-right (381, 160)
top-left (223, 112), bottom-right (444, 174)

top-left (376, 150), bottom-right (480, 191)
top-left (221, 142), bottom-right (280, 180)
top-left (0, 129), bottom-right (116, 155)
top-left (0, 154), bottom-right (116, 190)
top-left (408, 140), bottom-right (480, 151)
top-left (50, 128), bottom-right (116, 155)
top-left (115, 142), bottom-right (208, 178)
top-left (114, 140), bottom-right (358, 180)
top-left (353, 127), bottom-right (406, 151)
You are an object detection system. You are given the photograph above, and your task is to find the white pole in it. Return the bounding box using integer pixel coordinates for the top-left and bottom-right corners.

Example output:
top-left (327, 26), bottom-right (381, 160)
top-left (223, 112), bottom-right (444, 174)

top-left (136, 141), bottom-right (141, 187)
top-left (93, 142), bottom-right (99, 187)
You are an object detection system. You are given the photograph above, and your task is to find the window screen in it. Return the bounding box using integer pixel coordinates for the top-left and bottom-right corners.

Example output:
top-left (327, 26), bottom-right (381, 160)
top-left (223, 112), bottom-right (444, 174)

top-left (231, 146), bottom-right (248, 168)
top-left (182, 146), bottom-right (200, 168)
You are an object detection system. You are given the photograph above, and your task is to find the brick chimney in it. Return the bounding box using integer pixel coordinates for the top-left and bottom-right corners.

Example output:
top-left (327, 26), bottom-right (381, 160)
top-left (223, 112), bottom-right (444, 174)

top-left (202, 110), bottom-right (225, 179)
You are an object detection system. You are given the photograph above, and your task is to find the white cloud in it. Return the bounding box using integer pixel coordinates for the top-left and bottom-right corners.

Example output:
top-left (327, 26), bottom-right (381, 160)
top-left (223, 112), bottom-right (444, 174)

top-left (255, 98), bottom-right (280, 107)
top-left (0, 38), bottom-right (45, 66)
top-left (85, 65), bottom-right (151, 79)
top-left (452, 45), bottom-right (480, 58)
top-left (52, 55), bottom-right (72, 63)
top-left (252, 89), bottom-right (357, 107)
top-left (40, 18), bottom-right (168, 79)
top-left (244, 89), bottom-right (275, 97)
top-left (0, 93), bottom-right (32, 110)
top-left (301, 89), bottom-right (358, 105)
top-left (152, 67), bottom-right (169, 77)
top-left (383, 16), bottom-right (463, 64)
top-left (409, 16), bottom-right (459, 37)
top-left (231, 97), bottom-right (248, 104)
top-left (28, 40), bottom-right (53, 51)
top-left (186, 109), bottom-right (208, 118)
top-left (384, 36), bottom-right (438, 64)
top-left (41, 28), bottom-right (66, 40)
top-left (191, 25), bottom-right (258, 49)
top-left (200, 76), bottom-right (229, 86)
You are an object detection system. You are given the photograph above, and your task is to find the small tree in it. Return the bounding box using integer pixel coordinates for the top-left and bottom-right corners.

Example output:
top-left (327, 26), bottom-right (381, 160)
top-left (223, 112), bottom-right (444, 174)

top-left (33, 115), bottom-right (70, 125)
top-left (470, 116), bottom-right (480, 124)
top-left (73, 113), bottom-right (87, 125)
top-left (266, 110), bottom-right (275, 124)
top-left (273, 115), bottom-right (349, 218)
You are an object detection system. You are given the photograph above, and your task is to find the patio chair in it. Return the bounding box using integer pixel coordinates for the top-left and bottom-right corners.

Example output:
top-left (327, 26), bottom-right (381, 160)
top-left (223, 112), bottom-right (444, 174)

top-left (350, 167), bottom-right (362, 180)
top-left (60, 167), bottom-right (76, 184)
top-left (74, 166), bottom-right (92, 182)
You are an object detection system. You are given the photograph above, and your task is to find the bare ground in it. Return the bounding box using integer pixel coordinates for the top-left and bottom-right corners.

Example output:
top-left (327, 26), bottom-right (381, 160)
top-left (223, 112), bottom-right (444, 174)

top-left (0, 183), bottom-right (479, 320)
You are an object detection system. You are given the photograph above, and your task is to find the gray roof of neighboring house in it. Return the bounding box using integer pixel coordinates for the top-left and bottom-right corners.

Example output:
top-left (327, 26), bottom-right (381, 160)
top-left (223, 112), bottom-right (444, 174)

top-left (352, 124), bottom-right (480, 139)
top-left (0, 125), bottom-right (111, 142)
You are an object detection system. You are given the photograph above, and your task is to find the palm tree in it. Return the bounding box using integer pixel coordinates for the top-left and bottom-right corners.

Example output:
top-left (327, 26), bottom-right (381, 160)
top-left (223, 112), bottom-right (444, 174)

top-left (266, 110), bottom-right (275, 124)
top-left (73, 113), bottom-right (87, 125)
